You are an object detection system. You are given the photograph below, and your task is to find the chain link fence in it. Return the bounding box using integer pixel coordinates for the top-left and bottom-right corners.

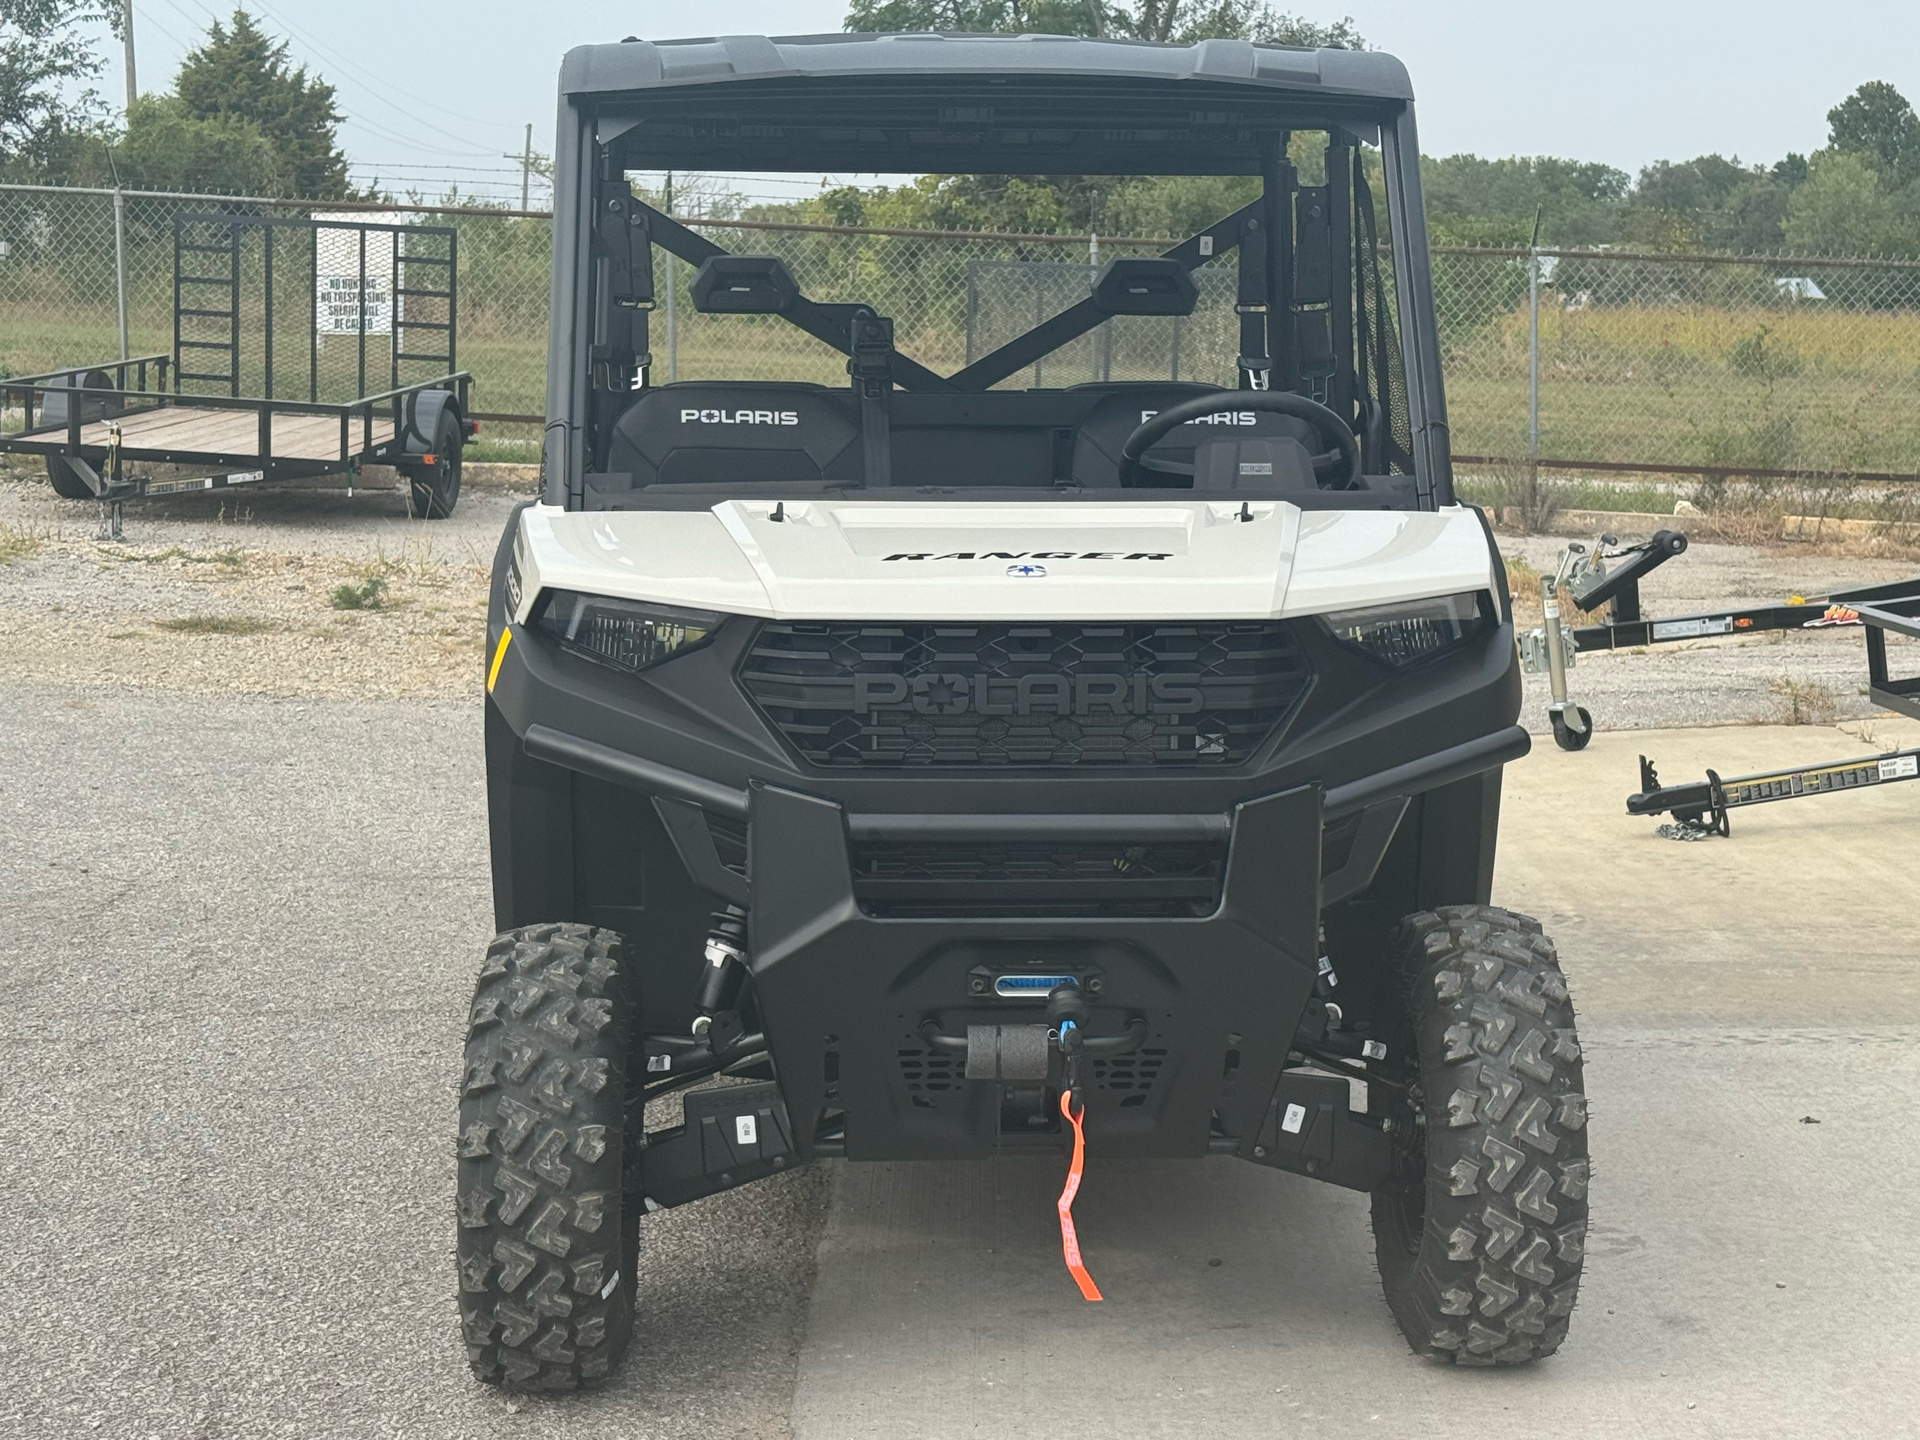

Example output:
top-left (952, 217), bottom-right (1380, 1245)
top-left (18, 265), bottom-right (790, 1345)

top-left (5, 182), bottom-right (1918, 484)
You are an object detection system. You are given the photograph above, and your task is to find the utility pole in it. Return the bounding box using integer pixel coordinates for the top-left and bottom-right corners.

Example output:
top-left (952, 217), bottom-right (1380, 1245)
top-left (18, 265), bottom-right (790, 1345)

top-left (121, 0), bottom-right (137, 111)
top-left (504, 124), bottom-right (533, 211)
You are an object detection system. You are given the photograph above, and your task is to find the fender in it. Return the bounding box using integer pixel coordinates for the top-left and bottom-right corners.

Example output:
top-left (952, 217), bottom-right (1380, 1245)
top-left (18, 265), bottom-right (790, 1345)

top-left (400, 386), bottom-right (464, 456)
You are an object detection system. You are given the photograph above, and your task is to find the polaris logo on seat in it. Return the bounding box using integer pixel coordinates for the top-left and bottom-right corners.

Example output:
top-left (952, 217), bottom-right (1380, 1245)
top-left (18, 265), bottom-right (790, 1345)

top-left (1140, 409), bottom-right (1258, 425)
top-left (852, 672), bottom-right (1205, 716)
top-left (680, 408), bottom-right (800, 425)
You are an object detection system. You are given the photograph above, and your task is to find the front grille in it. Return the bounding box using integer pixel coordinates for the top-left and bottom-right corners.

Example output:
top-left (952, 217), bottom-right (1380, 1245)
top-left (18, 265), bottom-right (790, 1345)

top-left (852, 839), bottom-right (1224, 917)
top-left (740, 621), bottom-right (1312, 767)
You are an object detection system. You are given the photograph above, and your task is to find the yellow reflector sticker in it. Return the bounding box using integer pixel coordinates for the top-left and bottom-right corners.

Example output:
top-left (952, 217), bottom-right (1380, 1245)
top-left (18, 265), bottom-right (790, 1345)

top-left (487, 627), bottom-right (512, 692)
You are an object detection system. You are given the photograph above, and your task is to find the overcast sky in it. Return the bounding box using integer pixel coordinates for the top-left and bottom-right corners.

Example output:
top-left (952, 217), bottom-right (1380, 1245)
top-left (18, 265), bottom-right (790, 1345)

top-left (102, 0), bottom-right (1920, 203)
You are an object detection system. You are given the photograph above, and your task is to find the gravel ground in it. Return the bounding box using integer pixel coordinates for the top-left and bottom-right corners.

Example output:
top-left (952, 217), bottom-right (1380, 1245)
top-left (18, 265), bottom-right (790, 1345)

top-left (0, 684), bottom-right (830, 1440)
top-left (0, 464), bottom-right (527, 699)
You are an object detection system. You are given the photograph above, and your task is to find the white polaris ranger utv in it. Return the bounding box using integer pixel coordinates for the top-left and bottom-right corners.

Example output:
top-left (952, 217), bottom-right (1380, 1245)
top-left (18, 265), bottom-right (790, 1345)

top-left (461, 31), bottom-right (1589, 1389)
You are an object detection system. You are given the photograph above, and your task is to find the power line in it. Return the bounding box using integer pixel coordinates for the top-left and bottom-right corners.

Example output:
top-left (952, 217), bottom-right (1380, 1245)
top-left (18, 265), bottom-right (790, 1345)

top-left (243, 0), bottom-right (523, 139)
top-left (147, 0), bottom-right (507, 158)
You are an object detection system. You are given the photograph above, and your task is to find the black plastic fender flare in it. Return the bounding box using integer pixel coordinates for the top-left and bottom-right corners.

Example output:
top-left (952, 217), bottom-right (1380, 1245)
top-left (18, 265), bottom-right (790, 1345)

top-left (401, 386), bottom-right (462, 456)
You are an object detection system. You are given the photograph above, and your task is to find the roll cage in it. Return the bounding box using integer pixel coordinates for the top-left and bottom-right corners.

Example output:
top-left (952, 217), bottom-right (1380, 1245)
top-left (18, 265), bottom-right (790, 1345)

top-left (540, 35), bottom-right (1455, 511)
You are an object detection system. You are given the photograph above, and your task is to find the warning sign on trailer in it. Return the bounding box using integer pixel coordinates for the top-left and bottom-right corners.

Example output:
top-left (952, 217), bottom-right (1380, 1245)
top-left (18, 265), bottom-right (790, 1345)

top-left (316, 274), bottom-right (391, 335)
top-left (312, 212), bottom-right (405, 336)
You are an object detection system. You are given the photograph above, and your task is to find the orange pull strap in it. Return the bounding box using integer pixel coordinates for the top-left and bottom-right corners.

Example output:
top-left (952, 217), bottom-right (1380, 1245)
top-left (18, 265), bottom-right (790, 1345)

top-left (1057, 1092), bottom-right (1104, 1302)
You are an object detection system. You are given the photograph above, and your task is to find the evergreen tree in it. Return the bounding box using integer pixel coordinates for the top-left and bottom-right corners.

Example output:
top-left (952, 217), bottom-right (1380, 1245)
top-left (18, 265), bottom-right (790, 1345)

top-left (171, 9), bottom-right (347, 197)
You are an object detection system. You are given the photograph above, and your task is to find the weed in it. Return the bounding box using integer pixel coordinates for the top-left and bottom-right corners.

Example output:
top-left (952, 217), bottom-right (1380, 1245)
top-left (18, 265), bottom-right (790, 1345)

top-left (0, 524), bottom-right (46, 564)
top-left (211, 547), bottom-right (247, 573)
top-left (1766, 674), bottom-right (1839, 726)
top-left (330, 575), bottom-right (388, 610)
top-left (156, 615), bottom-right (276, 636)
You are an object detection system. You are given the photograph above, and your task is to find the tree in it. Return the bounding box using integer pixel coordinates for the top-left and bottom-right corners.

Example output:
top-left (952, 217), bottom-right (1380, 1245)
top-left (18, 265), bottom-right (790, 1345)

top-left (1827, 80), bottom-right (1920, 187)
top-left (1782, 149), bottom-right (1913, 256)
top-left (1627, 155), bottom-right (1790, 253)
top-left (0, 0), bottom-right (112, 178)
top-left (1420, 155), bottom-right (1628, 248)
top-left (114, 91), bottom-right (281, 193)
top-left (166, 8), bottom-right (347, 197)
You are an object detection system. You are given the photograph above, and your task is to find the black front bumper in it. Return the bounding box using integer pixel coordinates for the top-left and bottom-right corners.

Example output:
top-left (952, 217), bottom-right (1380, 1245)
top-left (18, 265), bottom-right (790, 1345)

top-left (748, 778), bottom-right (1322, 1161)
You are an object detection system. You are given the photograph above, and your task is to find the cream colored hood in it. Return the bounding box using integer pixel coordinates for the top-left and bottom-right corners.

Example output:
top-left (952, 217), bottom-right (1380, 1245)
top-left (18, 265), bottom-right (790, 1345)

top-left (510, 499), bottom-right (1497, 623)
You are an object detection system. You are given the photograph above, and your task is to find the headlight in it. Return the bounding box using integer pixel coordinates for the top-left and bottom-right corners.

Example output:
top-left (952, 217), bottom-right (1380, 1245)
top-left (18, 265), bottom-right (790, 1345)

top-left (532, 590), bottom-right (725, 674)
top-left (1321, 592), bottom-right (1491, 669)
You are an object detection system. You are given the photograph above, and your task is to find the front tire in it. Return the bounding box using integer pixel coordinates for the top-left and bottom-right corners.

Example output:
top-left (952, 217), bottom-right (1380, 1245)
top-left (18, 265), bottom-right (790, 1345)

top-left (458, 924), bottom-right (639, 1390)
top-left (1371, 905), bottom-right (1589, 1365)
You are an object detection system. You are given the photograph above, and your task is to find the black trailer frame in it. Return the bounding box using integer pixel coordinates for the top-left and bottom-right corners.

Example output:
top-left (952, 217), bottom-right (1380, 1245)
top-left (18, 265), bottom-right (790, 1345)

top-left (1626, 573), bottom-right (1920, 834)
top-left (1, 213), bottom-right (470, 527)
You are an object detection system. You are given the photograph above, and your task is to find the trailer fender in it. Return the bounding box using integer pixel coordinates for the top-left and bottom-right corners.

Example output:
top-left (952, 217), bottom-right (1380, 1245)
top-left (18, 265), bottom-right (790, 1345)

top-left (38, 369), bottom-right (121, 433)
top-left (400, 387), bottom-right (463, 457)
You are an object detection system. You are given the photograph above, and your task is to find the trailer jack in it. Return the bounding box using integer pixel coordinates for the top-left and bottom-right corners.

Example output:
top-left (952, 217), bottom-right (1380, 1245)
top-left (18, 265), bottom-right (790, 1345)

top-left (1521, 529), bottom-right (1689, 750)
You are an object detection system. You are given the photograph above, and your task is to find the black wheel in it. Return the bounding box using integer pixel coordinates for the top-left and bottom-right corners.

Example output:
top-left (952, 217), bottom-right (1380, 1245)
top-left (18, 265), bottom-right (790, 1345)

top-left (407, 410), bottom-right (463, 519)
top-left (1371, 905), bottom-right (1589, 1365)
top-left (46, 455), bottom-right (95, 500)
top-left (1550, 706), bottom-right (1593, 752)
top-left (458, 923), bottom-right (640, 1390)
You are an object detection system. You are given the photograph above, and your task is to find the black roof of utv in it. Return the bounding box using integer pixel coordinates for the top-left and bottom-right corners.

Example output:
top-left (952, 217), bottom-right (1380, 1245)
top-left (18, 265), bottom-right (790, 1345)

top-left (562, 32), bottom-right (1411, 99)
top-left (561, 34), bottom-right (1415, 173)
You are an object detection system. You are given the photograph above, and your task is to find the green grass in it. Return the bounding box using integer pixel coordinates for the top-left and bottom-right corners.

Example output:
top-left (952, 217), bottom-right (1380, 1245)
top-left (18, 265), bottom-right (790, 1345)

top-left (0, 524), bottom-right (46, 564)
top-left (155, 614), bottom-right (275, 635)
top-left (329, 575), bottom-right (388, 610)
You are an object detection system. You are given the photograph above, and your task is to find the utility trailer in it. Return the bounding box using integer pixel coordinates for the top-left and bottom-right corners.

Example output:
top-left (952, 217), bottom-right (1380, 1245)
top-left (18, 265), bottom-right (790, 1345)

top-left (0, 212), bottom-right (473, 533)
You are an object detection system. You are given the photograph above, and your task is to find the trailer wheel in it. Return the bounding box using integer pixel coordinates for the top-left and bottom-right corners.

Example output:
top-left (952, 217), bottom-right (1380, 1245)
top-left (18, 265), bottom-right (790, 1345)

top-left (458, 923), bottom-right (640, 1390)
top-left (408, 410), bottom-right (463, 519)
top-left (1550, 706), bottom-right (1593, 752)
top-left (45, 455), bottom-right (95, 501)
top-left (1371, 905), bottom-right (1589, 1366)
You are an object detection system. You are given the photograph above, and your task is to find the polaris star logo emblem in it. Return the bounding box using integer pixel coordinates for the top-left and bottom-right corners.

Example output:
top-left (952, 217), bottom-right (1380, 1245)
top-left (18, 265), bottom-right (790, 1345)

top-left (1007, 563), bottom-right (1047, 577)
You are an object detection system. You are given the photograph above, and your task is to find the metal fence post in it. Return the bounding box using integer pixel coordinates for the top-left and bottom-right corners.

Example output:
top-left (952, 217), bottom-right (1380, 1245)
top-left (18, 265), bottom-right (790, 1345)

top-left (663, 174), bottom-right (677, 383)
top-left (113, 185), bottom-right (130, 362)
top-left (664, 255), bottom-right (677, 383)
top-left (1525, 209), bottom-right (1542, 516)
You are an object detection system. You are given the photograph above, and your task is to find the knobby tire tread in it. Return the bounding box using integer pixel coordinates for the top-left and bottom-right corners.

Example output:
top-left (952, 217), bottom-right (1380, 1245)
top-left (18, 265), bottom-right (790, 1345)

top-left (1372, 904), bottom-right (1590, 1366)
top-left (457, 923), bottom-right (639, 1390)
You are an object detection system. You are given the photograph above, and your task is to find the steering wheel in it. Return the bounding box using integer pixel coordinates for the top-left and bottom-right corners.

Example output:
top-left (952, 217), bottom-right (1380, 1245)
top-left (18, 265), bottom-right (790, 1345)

top-left (1121, 391), bottom-right (1361, 488)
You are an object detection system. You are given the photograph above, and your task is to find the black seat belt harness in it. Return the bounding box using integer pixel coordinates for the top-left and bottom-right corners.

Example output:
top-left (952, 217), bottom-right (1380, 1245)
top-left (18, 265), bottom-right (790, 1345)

top-left (847, 306), bottom-right (894, 487)
top-left (589, 163), bottom-right (653, 467)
